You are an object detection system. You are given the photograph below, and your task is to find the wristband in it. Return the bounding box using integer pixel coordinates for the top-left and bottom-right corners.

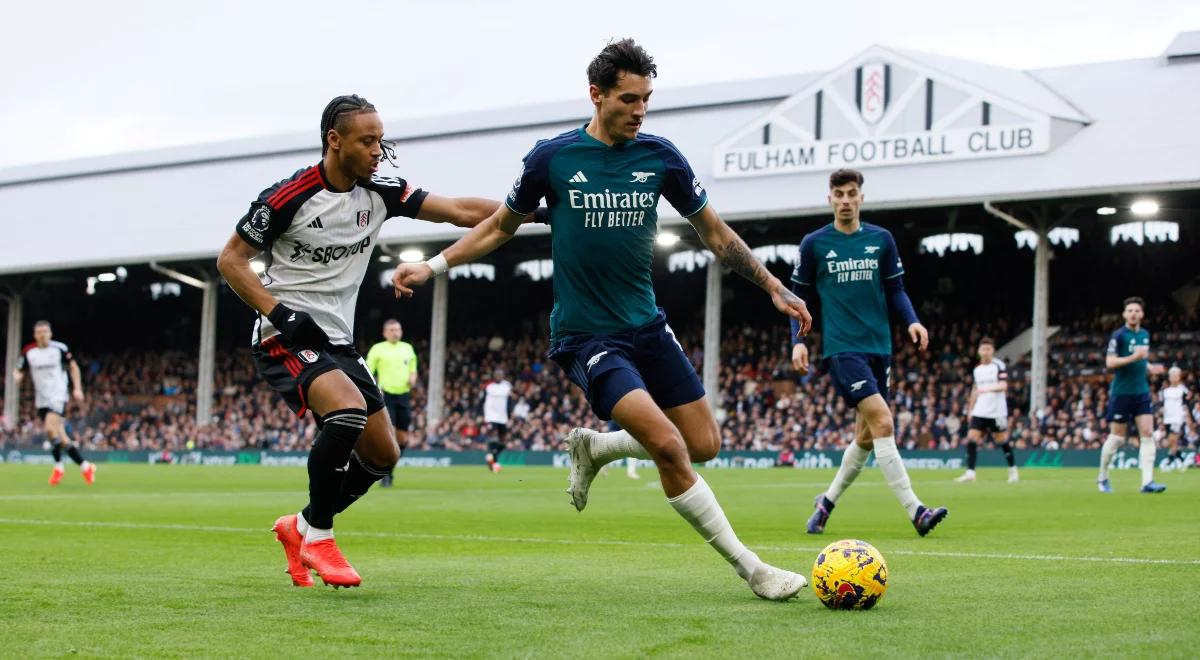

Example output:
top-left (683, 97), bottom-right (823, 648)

top-left (426, 253), bottom-right (449, 277)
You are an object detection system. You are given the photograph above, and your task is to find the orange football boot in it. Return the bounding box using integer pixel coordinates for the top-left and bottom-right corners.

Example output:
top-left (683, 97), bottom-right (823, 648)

top-left (48, 466), bottom-right (65, 486)
top-left (81, 463), bottom-right (96, 486)
top-left (300, 538), bottom-right (362, 588)
top-left (272, 515), bottom-right (314, 587)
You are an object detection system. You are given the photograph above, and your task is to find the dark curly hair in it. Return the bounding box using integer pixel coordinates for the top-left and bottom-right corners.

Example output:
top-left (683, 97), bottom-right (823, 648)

top-left (829, 169), bottom-right (864, 189)
top-left (587, 38), bottom-right (657, 92)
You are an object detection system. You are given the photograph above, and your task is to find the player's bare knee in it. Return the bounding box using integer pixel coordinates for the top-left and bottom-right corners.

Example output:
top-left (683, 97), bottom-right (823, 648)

top-left (644, 431), bottom-right (689, 472)
top-left (332, 392), bottom-right (368, 413)
top-left (689, 443), bottom-right (719, 463)
top-left (865, 413), bottom-right (894, 439)
top-left (686, 424), bottom-right (721, 463)
top-left (355, 425), bottom-right (399, 467)
top-left (378, 442), bottom-right (401, 469)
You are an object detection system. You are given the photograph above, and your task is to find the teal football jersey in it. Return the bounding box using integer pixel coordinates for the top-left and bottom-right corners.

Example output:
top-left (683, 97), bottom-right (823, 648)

top-left (1107, 325), bottom-right (1151, 395)
top-left (791, 223), bottom-right (904, 357)
top-left (506, 126), bottom-right (708, 340)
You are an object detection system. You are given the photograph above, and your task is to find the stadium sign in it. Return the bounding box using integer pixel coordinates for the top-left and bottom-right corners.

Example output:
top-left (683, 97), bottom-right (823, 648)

top-left (712, 47), bottom-right (1076, 179)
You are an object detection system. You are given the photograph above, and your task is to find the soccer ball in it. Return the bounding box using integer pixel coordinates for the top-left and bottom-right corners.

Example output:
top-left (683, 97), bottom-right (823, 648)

top-left (811, 539), bottom-right (888, 610)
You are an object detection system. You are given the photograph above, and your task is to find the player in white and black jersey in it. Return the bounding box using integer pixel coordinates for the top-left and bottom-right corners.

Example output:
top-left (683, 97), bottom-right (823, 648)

top-left (217, 94), bottom-right (501, 588)
top-left (12, 321), bottom-right (95, 486)
top-left (955, 337), bottom-right (1018, 483)
top-left (482, 368), bottom-right (512, 473)
top-left (1160, 366), bottom-right (1190, 471)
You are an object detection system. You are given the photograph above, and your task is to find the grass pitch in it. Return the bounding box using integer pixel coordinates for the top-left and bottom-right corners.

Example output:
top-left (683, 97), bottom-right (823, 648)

top-left (1, 463), bottom-right (1196, 658)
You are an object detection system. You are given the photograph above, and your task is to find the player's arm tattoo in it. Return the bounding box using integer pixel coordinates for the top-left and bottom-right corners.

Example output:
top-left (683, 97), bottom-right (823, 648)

top-left (716, 236), bottom-right (772, 289)
top-left (778, 286), bottom-right (804, 306)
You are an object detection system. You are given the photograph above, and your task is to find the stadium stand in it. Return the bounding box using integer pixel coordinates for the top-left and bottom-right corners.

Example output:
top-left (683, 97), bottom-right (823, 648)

top-left (3, 315), bottom-right (1197, 453)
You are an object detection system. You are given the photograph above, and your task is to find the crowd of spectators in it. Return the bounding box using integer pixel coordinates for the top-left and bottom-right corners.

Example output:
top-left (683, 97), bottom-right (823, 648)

top-left (2, 312), bottom-right (1198, 454)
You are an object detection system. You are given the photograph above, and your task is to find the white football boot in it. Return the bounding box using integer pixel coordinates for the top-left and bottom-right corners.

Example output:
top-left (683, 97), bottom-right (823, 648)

top-left (565, 428), bottom-right (599, 512)
top-left (748, 563), bottom-right (808, 601)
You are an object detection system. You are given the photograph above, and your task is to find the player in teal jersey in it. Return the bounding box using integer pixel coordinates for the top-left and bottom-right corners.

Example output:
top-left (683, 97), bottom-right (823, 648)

top-left (790, 169), bottom-right (948, 537)
top-left (1096, 296), bottom-right (1167, 493)
top-left (394, 39), bottom-right (814, 601)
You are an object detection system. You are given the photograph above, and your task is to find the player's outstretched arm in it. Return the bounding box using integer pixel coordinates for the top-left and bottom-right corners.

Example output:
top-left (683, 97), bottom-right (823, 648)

top-left (216, 233), bottom-right (280, 316)
top-left (415, 195), bottom-right (502, 229)
top-left (392, 206), bottom-right (526, 298)
top-left (687, 205), bottom-right (811, 335)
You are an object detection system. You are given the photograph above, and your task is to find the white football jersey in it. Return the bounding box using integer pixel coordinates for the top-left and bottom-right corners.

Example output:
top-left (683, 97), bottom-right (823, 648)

top-left (236, 164), bottom-right (427, 346)
top-left (1161, 384), bottom-right (1188, 424)
top-left (17, 341), bottom-right (72, 408)
top-left (971, 359), bottom-right (1008, 420)
top-left (483, 380), bottom-right (513, 424)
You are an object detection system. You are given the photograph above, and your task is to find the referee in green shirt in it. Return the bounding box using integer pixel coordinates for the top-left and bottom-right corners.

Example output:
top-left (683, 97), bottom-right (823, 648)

top-left (366, 319), bottom-right (418, 486)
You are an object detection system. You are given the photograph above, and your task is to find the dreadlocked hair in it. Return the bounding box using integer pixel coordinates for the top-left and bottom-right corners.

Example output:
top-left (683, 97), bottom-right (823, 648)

top-left (320, 94), bottom-right (376, 155)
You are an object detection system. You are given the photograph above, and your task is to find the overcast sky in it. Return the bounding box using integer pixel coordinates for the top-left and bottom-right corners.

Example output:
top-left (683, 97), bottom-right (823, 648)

top-left (1, 0), bottom-right (1195, 170)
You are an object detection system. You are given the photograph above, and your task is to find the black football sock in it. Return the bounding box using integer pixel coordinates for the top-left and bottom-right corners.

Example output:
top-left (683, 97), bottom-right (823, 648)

top-left (66, 445), bottom-right (85, 465)
top-left (333, 451), bottom-right (391, 515)
top-left (966, 440), bottom-right (978, 470)
top-left (52, 442), bottom-right (63, 463)
top-left (303, 408), bottom-right (367, 530)
top-left (1000, 441), bottom-right (1015, 468)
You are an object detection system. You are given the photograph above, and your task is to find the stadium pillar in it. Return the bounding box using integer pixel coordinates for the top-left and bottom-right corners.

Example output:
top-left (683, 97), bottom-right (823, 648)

top-left (2, 293), bottom-right (21, 426)
top-left (1030, 219), bottom-right (1051, 418)
top-left (983, 201), bottom-right (1050, 419)
top-left (196, 280), bottom-right (216, 426)
top-left (703, 260), bottom-right (722, 410)
top-left (426, 273), bottom-right (448, 439)
top-left (149, 262), bottom-right (215, 428)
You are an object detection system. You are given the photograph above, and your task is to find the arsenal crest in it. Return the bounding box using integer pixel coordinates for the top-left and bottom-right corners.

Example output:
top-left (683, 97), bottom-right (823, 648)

top-left (856, 63), bottom-right (890, 125)
top-left (357, 210), bottom-right (371, 228)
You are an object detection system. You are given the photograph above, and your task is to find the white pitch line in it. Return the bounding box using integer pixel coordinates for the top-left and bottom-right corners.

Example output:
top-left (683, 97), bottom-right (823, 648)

top-left (0, 517), bottom-right (1196, 567)
top-left (0, 491), bottom-right (295, 501)
top-left (0, 482), bottom-right (874, 501)
top-left (0, 481), bottom-right (877, 498)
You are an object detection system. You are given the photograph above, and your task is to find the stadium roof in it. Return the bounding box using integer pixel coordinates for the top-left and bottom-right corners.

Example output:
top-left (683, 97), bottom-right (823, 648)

top-left (1164, 30), bottom-right (1200, 60)
top-left (1, 34), bottom-right (1198, 275)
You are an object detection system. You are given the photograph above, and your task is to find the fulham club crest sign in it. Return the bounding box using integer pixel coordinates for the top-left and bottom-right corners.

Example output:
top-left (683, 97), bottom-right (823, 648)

top-left (857, 63), bottom-right (889, 125)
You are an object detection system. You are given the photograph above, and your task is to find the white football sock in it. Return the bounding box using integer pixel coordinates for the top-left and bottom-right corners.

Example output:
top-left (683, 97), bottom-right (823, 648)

top-left (873, 437), bottom-right (922, 518)
top-left (667, 475), bottom-right (763, 581)
top-left (1139, 437), bottom-right (1156, 486)
top-left (305, 527), bottom-right (334, 543)
top-left (80, 461), bottom-right (92, 470)
top-left (825, 442), bottom-right (869, 503)
top-left (626, 457), bottom-right (639, 475)
top-left (54, 461), bottom-right (64, 471)
top-left (588, 429), bottom-right (651, 467)
top-left (1099, 434), bottom-right (1124, 480)
top-left (295, 511), bottom-right (310, 537)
